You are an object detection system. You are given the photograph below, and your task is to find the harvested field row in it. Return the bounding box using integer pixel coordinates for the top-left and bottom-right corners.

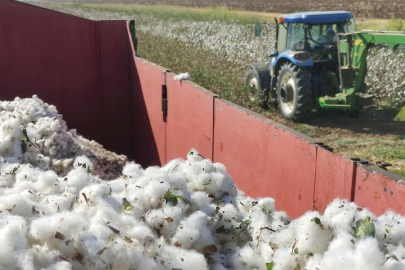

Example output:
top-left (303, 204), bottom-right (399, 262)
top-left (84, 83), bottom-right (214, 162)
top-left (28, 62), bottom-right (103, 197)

top-left (65, 0), bottom-right (405, 19)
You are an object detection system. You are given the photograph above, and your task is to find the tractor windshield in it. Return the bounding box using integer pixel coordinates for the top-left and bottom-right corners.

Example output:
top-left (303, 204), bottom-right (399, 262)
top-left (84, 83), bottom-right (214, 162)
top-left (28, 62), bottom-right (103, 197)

top-left (286, 19), bottom-right (356, 51)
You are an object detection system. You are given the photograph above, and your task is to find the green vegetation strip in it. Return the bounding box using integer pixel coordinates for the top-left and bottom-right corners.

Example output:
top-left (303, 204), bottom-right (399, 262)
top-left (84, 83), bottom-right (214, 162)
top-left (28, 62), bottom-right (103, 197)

top-left (137, 30), bottom-right (270, 113)
top-left (372, 146), bottom-right (405, 160)
top-left (66, 3), bottom-right (264, 24)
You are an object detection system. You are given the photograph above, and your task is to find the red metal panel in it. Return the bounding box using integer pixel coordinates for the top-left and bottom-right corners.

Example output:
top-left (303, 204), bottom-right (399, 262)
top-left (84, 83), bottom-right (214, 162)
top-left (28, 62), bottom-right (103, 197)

top-left (354, 164), bottom-right (405, 216)
top-left (213, 99), bottom-right (317, 219)
top-left (129, 56), bottom-right (166, 167)
top-left (165, 74), bottom-right (217, 162)
top-left (98, 21), bottom-right (134, 158)
top-left (313, 148), bottom-right (355, 213)
top-left (0, 0), bottom-right (104, 145)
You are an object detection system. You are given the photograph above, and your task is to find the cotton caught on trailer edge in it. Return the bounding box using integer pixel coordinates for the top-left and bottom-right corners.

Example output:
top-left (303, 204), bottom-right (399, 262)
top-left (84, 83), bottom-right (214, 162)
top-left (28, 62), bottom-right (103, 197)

top-left (0, 96), bottom-right (405, 270)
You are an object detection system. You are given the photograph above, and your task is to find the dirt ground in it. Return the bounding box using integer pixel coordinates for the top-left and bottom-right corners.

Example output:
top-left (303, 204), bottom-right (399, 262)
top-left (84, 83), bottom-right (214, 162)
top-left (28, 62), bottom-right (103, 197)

top-left (265, 107), bottom-right (405, 175)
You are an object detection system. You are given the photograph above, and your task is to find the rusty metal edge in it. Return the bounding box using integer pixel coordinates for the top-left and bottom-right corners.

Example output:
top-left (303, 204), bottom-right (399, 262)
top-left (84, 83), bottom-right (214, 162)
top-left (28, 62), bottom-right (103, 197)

top-left (356, 161), bottom-right (405, 183)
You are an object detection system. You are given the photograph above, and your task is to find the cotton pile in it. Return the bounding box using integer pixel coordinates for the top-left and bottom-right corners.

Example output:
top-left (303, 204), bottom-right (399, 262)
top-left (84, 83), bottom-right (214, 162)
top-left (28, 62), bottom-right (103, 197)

top-left (0, 96), bottom-right (127, 179)
top-left (2, 97), bottom-right (405, 270)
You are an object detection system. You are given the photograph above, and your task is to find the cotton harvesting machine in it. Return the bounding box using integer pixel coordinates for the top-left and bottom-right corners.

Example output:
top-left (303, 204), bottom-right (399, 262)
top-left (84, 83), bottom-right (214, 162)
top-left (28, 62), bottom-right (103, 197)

top-left (247, 11), bottom-right (405, 122)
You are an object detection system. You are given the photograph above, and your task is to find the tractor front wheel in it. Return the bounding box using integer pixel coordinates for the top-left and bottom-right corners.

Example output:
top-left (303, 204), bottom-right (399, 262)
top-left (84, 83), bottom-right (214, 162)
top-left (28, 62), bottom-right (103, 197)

top-left (245, 69), bottom-right (265, 103)
top-left (276, 63), bottom-right (313, 122)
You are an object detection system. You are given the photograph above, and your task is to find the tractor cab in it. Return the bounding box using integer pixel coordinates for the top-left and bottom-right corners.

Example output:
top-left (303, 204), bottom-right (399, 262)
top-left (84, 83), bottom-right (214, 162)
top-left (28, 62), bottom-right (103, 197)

top-left (271, 11), bottom-right (356, 100)
top-left (246, 11), bottom-right (356, 122)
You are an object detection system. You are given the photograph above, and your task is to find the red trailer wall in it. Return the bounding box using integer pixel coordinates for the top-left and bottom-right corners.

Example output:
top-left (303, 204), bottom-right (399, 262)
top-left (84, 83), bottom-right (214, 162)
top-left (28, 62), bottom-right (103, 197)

top-left (313, 148), bottom-right (356, 213)
top-left (213, 99), bottom-right (317, 219)
top-left (165, 74), bottom-right (217, 162)
top-left (0, 0), bottom-right (104, 144)
top-left (0, 0), bottom-right (135, 159)
top-left (354, 164), bottom-right (405, 216)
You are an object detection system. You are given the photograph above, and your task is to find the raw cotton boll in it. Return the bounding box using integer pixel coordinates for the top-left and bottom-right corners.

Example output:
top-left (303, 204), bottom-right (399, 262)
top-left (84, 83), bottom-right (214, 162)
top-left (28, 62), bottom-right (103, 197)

top-left (64, 167), bottom-right (91, 192)
top-left (319, 237), bottom-right (384, 270)
top-left (187, 148), bottom-right (205, 162)
top-left (303, 253), bottom-right (323, 270)
top-left (257, 197), bottom-right (276, 212)
top-left (0, 163), bottom-right (24, 188)
top-left (324, 199), bottom-right (355, 227)
top-left (269, 210), bottom-right (290, 231)
top-left (126, 223), bottom-right (156, 245)
top-left (172, 211), bottom-right (215, 250)
top-left (88, 216), bottom-right (118, 244)
top-left (191, 191), bottom-right (215, 215)
top-left (257, 243), bottom-right (276, 263)
top-left (144, 166), bottom-right (168, 181)
top-left (174, 72), bottom-right (191, 81)
top-left (29, 244), bottom-right (62, 269)
top-left (0, 118), bottom-right (23, 160)
top-left (19, 187), bottom-right (38, 202)
top-left (219, 203), bottom-right (238, 221)
top-left (268, 226), bottom-right (295, 250)
top-left (80, 183), bottom-right (111, 206)
top-left (0, 193), bottom-right (32, 217)
top-left (213, 162), bottom-right (228, 175)
top-left (326, 230), bottom-right (354, 252)
top-left (158, 239), bottom-right (208, 270)
top-left (73, 155), bottom-right (93, 172)
top-left (43, 195), bottom-right (71, 213)
top-left (376, 211), bottom-right (405, 245)
top-left (42, 261), bottom-right (72, 270)
top-left (144, 179), bottom-right (171, 202)
top-left (353, 237), bottom-right (385, 269)
top-left (161, 158), bottom-right (182, 172)
top-left (383, 257), bottom-right (405, 270)
top-left (167, 171), bottom-right (188, 190)
top-left (29, 212), bottom-right (88, 250)
top-left (37, 170), bottom-right (58, 193)
top-left (290, 211), bottom-right (332, 254)
top-left (231, 245), bottom-right (267, 270)
top-left (0, 216), bottom-right (28, 268)
top-left (235, 193), bottom-right (253, 215)
top-left (391, 243), bottom-right (405, 261)
top-left (122, 162), bottom-right (143, 179)
top-left (272, 247), bottom-right (298, 270)
top-left (144, 206), bottom-right (183, 239)
top-left (195, 159), bottom-right (217, 173)
top-left (15, 164), bottom-right (41, 184)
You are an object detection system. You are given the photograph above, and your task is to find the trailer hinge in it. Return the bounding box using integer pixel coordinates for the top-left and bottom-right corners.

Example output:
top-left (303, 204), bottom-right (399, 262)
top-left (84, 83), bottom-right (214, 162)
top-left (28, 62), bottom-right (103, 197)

top-left (162, 85), bottom-right (168, 122)
top-left (350, 158), bottom-right (370, 166)
top-left (314, 142), bottom-right (333, 152)
top-left (129, 20), bottom-right (139, 57)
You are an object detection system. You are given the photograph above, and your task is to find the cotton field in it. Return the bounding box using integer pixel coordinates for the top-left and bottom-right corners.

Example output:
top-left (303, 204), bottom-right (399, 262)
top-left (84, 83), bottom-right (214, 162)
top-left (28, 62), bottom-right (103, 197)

top-left (1, 96), bottom-right (405, 270)
top-left (33, 3), bottom-right (405, 108)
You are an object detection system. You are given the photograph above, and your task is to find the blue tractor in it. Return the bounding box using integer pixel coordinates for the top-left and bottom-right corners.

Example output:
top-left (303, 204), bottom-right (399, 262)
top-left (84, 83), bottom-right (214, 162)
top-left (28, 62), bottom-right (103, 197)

top-left (246, 11), bottom-right (356, 121)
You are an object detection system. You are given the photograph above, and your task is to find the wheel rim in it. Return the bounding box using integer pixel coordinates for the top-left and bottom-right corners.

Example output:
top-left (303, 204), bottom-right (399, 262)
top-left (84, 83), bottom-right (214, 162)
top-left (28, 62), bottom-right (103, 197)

top-left (247, 77), bottom-right (259, 102)
top-left (279, 72), bottom-right (296, 114)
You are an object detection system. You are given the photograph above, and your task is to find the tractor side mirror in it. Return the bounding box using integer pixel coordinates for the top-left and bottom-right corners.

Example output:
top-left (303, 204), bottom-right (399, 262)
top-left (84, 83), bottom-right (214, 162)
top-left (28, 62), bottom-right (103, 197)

top-left (255, 24), bottom-right (262, 37)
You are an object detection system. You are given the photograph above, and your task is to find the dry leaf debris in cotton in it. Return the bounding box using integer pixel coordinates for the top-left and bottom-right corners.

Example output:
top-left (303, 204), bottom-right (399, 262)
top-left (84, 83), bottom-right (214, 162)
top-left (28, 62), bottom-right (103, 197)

top-left (1, 97), bottom-right (405, 270)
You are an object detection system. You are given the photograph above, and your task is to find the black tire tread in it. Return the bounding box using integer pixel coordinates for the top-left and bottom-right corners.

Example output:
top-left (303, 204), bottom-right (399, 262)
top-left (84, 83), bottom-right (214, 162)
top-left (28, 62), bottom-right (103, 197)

top-left (276, 63), bottom-right (313, 122)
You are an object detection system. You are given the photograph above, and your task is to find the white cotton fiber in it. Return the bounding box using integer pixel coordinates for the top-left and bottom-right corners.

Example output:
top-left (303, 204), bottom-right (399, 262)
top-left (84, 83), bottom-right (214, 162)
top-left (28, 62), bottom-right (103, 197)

top-left (2, 96), bottom-right (405, 269)
top-left (174, 72), bottom-right (191, 81)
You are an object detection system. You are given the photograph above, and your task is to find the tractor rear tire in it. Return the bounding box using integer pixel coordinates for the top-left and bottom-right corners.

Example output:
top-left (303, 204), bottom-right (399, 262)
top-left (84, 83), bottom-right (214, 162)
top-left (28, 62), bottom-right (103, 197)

top-left (245, 69), bottom-right (265, 103)
top-left (276, 63), bottom-right (313, 122)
